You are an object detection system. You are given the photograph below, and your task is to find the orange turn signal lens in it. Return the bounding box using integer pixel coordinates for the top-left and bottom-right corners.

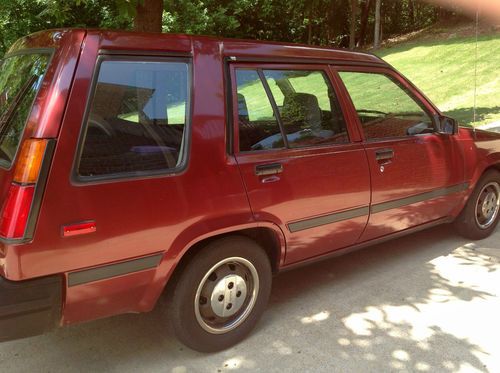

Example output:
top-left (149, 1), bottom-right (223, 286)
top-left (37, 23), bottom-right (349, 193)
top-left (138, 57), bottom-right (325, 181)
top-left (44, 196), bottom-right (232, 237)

top-left (13, 139), bottom-right (48, 184)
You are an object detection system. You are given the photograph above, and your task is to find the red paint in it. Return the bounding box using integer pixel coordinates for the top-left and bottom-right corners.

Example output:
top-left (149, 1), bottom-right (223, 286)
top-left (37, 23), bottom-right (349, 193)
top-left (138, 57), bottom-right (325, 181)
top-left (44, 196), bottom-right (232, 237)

top-left (0, 29), bottom-right (498, 330)
top-left (62, 268), bottom-right (157, 324)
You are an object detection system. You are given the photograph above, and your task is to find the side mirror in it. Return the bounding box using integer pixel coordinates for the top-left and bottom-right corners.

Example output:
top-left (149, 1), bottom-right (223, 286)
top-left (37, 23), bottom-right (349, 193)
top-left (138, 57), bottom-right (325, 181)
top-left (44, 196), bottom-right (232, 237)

top-left (435, 115), bottom-right (459, 135)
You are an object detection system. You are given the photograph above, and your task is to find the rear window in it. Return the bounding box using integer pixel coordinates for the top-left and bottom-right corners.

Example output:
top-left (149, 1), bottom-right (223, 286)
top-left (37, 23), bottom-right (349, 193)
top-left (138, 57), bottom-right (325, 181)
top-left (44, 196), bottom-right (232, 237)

top-left (78, 58), bottom-right (190, 178)
top-left (0, 53), bottom-right (50, 167)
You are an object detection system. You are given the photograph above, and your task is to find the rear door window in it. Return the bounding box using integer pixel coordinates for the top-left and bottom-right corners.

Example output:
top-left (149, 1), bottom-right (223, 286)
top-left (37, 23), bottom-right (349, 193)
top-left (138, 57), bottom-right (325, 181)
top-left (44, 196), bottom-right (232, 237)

top-left (236, 69), bottom-right (284, 151)
top-left (235, 67), bottom-right (349, 151)
top-left (0, 53), bottom-right (51, 167)
top-left (263, 70), bottom-right (349, 148)
top-left (77, 58), bottom-right (190, 178)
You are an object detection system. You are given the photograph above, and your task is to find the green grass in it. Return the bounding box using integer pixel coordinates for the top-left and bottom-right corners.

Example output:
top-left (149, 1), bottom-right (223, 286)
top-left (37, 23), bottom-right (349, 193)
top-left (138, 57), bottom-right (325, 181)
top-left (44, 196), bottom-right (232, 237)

top-left (338, 71), bottom-right (429, 117)
top-left (376, 33), bottom-right (500, 126)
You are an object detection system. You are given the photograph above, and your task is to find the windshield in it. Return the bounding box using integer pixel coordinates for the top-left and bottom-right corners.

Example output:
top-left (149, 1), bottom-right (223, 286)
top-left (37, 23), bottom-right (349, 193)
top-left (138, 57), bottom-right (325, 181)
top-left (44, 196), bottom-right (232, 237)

top-left (0, 52), bottom-right (50, 167)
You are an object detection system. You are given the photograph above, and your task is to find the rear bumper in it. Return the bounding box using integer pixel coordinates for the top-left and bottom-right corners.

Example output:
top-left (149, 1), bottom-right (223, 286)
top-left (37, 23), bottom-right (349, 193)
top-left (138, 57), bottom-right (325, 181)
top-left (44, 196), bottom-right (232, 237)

top-left (0, 274), bottom-right (62, 342)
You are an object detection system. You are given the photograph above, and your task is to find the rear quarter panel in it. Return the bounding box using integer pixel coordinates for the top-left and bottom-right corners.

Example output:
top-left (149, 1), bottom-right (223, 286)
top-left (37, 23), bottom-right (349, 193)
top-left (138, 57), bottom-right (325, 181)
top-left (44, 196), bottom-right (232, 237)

top-left (0, 29), bottom-right (86, 278)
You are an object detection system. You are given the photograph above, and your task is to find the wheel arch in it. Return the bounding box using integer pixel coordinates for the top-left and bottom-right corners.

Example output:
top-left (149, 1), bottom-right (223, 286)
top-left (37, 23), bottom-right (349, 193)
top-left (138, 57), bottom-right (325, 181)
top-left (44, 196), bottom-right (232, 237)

top-left (452, 162), bottom-right (500, 218)
top-left (166, 225), bottom-right (285, 288)
top-left (143, 223), bottom-right (286, 309)
top-left (490, 162), bottom-right (500, 174)
top-left (472, 161), bottom-right (500, 188)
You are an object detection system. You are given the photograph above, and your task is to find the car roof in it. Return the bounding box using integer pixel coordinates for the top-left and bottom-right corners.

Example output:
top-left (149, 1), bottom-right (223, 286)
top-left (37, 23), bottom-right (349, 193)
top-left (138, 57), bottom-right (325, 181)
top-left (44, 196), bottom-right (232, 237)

top-left (10, 29), bottom-right (387, 67)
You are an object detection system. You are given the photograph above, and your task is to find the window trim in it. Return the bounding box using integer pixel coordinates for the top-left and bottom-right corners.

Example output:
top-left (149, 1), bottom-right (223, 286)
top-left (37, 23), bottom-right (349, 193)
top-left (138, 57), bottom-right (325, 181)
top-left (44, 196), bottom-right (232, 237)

top-left (333, 66), bottom-right (438, 142)
top-left (0, 49), bottom-right (54, 170)
top-left (72, 54), bottom-right (192, 184)
top-left (257, 69), bottom-right (290, 149)
top-left (231, 64), bottom-right (352, 154)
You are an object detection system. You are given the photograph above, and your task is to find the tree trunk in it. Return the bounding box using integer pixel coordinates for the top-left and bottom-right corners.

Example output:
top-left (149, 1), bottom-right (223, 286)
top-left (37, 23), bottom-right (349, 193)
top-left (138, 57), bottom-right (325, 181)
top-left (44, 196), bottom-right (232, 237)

top-left (357, 0), bottom-right (372, 47)
top-left (349, 0), bottom-right (358, 49)
top-left (134, 0), bottom-right (163, 33)
top-left (439, 7), bottom-right (454, 22)
top-left (374, 0), bottom-right (381, 49)
top-left (357, 0), bottom-right (371, 47)
top-left (408, 0), bottom-right (415, 28)
top-left (307, 1), bottom-right (314, 44)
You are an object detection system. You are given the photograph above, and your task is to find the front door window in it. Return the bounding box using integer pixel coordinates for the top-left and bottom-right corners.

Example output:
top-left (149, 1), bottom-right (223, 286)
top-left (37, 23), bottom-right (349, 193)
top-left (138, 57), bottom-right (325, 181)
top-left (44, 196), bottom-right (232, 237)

top-left (339, 71), bottom-right (434, 139)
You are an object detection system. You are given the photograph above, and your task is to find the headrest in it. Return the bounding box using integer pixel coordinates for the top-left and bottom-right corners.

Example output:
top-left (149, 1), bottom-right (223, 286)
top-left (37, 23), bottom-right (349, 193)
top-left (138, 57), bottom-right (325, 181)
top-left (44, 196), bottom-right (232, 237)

top-left (281, 92), bottom-right (322, 128)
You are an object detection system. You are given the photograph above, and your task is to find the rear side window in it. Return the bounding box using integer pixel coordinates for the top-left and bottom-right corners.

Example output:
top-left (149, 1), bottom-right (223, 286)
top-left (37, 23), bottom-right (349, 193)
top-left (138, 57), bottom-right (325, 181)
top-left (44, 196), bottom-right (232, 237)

top-left (0, 53), bottom-right (50, 167)
top-left (78, 58), bottom-right (190, 178)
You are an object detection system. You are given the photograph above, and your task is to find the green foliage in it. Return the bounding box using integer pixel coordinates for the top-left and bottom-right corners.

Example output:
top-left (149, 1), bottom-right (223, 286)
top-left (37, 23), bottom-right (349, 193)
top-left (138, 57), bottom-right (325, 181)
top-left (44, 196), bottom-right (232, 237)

top-left (0, 0), bottom-right (441, 57)
top-left (0, 0), bottom-right (130, 56)
top-left (157, 0), bottom-right (438, 46)
top-left (162, 0), bottom-right (242, 35)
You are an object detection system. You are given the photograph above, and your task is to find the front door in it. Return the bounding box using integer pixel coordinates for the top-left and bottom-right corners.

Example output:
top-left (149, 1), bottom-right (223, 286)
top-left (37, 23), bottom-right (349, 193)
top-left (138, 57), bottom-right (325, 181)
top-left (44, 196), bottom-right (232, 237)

top-left (334, 67), bottom-right (465, 241)
top-left (231, 64), bottom-right (371, 265)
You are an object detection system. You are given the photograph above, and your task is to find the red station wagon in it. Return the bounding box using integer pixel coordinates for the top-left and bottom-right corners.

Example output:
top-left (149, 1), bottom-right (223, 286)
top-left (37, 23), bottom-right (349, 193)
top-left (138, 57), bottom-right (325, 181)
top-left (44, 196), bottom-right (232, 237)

top-left (0, 29), bottom-right (499, 352)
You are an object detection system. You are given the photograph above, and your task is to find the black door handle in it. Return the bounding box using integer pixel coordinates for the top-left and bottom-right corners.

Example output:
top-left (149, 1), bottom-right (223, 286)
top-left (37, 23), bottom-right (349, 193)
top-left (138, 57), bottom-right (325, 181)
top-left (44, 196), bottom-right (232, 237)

top-left (375, 149), bottom-right (394, 161)
top-left (255, 163), bottom-right (283, 176)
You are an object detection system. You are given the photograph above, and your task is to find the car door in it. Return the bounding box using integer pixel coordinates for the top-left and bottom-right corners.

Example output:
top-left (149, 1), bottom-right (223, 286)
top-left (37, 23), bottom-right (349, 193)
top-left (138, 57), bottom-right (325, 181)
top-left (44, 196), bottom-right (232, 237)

top-left (333, 67), bottom-right (466, 241)
top-left (230, 63), bottom-right (371, 265)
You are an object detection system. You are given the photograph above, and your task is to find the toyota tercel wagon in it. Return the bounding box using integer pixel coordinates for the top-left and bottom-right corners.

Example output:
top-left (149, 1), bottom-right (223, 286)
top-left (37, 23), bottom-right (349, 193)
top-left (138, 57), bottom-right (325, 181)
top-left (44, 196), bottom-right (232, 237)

top-left (0, 29), bottom-right (499, 351)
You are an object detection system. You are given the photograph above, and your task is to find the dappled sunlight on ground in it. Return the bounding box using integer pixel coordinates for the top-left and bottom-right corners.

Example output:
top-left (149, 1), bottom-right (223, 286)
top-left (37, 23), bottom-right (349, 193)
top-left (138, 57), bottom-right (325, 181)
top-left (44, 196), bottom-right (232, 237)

top-left (340, 242), bottom-right (499, 372)
top-left (300, 310), bottom-right (331, 325)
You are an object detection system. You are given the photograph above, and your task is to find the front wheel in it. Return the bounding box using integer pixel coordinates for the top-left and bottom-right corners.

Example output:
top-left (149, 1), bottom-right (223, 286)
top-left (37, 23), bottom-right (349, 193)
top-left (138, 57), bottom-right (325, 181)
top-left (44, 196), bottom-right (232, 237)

top-left (167, 236), bottom-right (272, 352)
top-left (454, 170), bottom-right (500, 240)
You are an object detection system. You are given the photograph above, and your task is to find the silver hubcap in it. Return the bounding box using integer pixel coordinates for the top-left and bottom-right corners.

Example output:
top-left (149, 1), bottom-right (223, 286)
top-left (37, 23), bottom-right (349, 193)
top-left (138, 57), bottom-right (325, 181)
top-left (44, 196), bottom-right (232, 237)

top-left (195, 257), bottom-right (259, 334)
top-left (475, 182), bottom-right (500, 229)
top-left (210, 274), bottom-right (247, 317)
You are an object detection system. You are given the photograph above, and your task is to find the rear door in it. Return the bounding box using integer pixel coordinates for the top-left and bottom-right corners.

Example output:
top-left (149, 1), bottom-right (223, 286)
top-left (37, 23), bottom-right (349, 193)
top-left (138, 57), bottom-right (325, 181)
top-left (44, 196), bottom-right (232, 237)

top-left (231, 63), bottom-right (371, 265)
top-left (333, 67), bottom-right (465, 241)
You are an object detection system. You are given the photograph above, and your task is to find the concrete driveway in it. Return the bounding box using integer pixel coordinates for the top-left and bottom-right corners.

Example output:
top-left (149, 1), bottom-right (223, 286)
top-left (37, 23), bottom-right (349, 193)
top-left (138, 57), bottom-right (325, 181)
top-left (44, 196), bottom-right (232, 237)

top-left (0, 226), bottom-right (499, 373)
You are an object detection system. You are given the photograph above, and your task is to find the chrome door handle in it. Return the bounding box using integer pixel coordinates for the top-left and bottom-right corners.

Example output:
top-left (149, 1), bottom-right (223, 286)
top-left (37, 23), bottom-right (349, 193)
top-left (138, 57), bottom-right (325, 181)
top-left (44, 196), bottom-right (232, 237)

top-left (255, 163), bottom-right (283, 176)
top-left (375, 149), bottom-right (394, 162)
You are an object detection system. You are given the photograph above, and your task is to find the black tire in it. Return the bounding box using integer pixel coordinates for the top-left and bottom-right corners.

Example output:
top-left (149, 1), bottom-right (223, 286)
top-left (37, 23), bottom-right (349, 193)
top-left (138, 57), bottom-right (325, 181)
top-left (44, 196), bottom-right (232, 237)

top-left (167, 236), bottom-right (272, 352)
top-left (454, 170), bottom-right (500, 240)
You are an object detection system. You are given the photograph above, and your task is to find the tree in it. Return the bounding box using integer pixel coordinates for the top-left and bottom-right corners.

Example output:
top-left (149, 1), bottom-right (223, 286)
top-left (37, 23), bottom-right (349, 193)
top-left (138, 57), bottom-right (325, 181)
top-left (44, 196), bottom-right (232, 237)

top-left (133, 0), bottom-right (163, 32)
top-left (307, 0), bottom-right (315, 44)
top-left (374, 0), bottom-right (381, 48)
top-left (0, 0), bottom-right (445, 56)
top-left (349, 0), bottom-right (358, 49)
top-left (357, 0), bottom-right (372, 47)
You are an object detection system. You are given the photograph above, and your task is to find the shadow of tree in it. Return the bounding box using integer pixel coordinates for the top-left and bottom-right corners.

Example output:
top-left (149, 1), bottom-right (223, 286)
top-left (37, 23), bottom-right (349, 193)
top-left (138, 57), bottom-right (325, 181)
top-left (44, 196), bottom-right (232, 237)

top-left (444, 106), bottom-right (500, 127)
top-left (377, 33), bottom-right (500, 57)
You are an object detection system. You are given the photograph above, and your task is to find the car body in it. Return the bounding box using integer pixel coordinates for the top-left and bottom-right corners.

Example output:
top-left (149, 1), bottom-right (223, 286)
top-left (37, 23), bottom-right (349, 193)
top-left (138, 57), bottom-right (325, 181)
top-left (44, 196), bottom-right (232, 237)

top-left (0, 29), bottom-right (499, 350)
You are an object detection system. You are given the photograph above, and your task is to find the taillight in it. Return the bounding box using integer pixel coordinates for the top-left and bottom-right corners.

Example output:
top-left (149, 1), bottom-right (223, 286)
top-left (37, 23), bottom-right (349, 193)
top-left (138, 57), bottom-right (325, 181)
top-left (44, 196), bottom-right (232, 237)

top-left (0, 139), bottom-right (49, 239)
top-left (13, 139), bottom-right (47, 184)
top-left (0, 184), bottom-right (35, 238)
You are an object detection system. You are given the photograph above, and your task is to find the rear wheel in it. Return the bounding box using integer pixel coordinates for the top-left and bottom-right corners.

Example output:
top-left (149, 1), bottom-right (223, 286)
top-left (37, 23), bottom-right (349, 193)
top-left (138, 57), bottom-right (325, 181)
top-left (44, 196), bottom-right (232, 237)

top-left (167, 236), bottom-right (272, 352)
top-left (454, 170), bottom-right (500, 240)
